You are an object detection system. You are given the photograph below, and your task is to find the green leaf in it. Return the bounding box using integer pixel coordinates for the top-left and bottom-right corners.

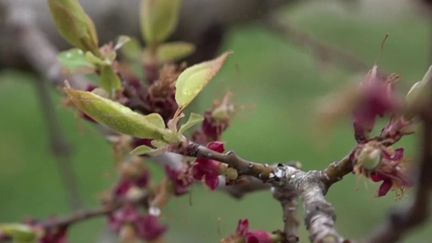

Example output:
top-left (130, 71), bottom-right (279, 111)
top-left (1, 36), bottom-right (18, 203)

top-left (151, 140), bottom-right (169, 148)
top-left (100, 65), bottom-right (122, 95)
top-left (0, 224), bottom-right (36, 243)
top-left (114, 36), bottom-right (131, 50)
top-left (175, 52), bottom-right (232, 110)
top-left (65, 88), bottom-right (178, 143)
top-left (140, 0), bottom-right (182, 46)
top-left (58, 48), bottom-right (95, 72)
top-left (48, 0), bottom-right (100, 54)
top-left (154, 42), bottom-right (195, 62)
top-left (130, 144), bottom-right (157, 156)
top-left (406, 65), bottom-right (432, 110)
top-left (146, 113), bottom-right (166, 129)
top-left (121, 38), bottom-right (143, 62)
top-left (179, 113), bottom-right (203, 134)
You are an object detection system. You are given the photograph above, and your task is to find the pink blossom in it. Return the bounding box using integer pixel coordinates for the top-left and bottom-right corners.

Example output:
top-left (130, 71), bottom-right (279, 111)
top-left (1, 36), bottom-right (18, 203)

top-left (192, 142), bottom-right (224, 190)
top-left (135, 215), bottom-right (167, 241)
top-left (353, 66), bottom-right (400, 143)
top-left (235, 219), bottom-right (273, 243)
top-left (108, 206), bottom-right (167, 241)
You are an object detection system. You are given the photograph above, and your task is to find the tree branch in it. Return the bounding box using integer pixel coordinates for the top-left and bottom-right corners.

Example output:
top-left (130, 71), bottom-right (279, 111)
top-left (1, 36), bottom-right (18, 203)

top-left (273, 186), bottom-right (300, 243)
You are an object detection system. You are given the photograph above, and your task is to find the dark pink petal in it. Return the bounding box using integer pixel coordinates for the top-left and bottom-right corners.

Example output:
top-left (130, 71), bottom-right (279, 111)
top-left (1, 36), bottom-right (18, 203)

top-left (236, 219), bottom-right (249, 236)
top-left (370, 172), bottom-right (384, 182)
top-left (108, 205), bottom-right (140, 232)
top-left (208, 141), bottom-right (225, 153)
top-left (378, 179), bottom-right (393, 197)
top-left (40, 226), bottom-right (68, 243)
top-left (246, 231), bottom-right (273, 243)
top-left (135, 215), bottom-right (167, 241)
top-left (205, 175), bottom-right (219, 190)
top-left (391, 148), bottom-right (404, 161)
top-left (114, 179), bottom-right (133, 197)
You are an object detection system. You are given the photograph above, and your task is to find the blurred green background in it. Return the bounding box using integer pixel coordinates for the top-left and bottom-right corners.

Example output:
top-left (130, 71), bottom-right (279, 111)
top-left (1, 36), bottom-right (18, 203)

top-left (1, 1), bottom-right (431, 242)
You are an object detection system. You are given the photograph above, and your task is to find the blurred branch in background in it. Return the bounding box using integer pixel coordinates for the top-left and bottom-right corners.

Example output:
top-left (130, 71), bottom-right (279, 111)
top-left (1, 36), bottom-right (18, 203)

top-left (265, 17), bottom-right (370, 73)
top-left (1, 0), bottom-right (86, 209)
top-left (33, 77), bottom-right (83, 210)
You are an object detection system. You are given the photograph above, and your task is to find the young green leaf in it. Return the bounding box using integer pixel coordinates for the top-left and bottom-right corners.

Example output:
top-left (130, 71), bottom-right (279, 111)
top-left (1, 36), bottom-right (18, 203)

top-left (175, 52), bottom-right (232, 110)
top-left (179, 113), bottom-right (203, 134)
top-left (0, 224), bottom-right (36, 243)
top-left (65, 88), bottom-right (176, 142)
top-left (48, 0), bottom-right (100, 55)
top-left (154, 42), bottom-right (195, 62)
top-left (58, 48), bottom-right (95, 72)
top-left (121, 38), bottom-right (143, 62)
top-left (99, 65), bottom-right (122, 95)
top-left (140, 0), bottom-right (182, 46)
top-left (130, 144), bottom-right (157, 156)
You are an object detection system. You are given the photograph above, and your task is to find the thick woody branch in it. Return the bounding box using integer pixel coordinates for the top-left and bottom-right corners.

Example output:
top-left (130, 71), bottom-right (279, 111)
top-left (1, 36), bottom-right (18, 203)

top-left (275, 165), bottom-right (344, 243)
top-left (273, 186), bottom-right (300, 243)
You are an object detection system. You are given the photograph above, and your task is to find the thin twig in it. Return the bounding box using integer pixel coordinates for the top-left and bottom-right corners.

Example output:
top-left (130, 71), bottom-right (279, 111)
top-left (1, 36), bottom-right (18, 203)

top-left (2, 1), bottom-right (84, 210)
top-left (322, 152), bottom-right (354, 189)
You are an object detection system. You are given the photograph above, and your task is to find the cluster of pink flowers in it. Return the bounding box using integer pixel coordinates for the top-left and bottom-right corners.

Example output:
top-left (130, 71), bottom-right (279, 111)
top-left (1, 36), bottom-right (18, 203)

top-left (223, 219), bottom-right (273, 243)
top-left (351, 66), bottom-right (413, 197)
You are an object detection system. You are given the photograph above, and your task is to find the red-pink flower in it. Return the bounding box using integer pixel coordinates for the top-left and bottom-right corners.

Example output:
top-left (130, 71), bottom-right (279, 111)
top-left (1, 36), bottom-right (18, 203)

top-left (354, 143), bottom-right (411, 197)
top-left (135, 215), bottom-right (167, 241)
top-left (235, 219), bottom-right (273, 243)
top-left (192, 142), bottom-right (224, 190)
top-left (353, 66), bottom-right (400, 143)
top-left (114, 171), bottom-right (149, 197)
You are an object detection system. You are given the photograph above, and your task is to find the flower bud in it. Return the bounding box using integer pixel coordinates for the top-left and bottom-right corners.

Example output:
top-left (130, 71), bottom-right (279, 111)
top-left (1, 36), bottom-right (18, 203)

top-left (140, 0), bottom-right (182, 46)
top-left (357, 145), bottom-right (382, 170)
top-left (406, 65), bottom-right (432, 113)
top-left (48, 0), bottom-right (100, 55)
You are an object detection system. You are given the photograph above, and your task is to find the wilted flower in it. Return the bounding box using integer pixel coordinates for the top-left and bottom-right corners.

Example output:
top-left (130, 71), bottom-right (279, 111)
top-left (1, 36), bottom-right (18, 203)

top-left (108, 205), bottom-right (167, 241)
top-left (114, 168), bottom-right (149, 198)
top-left (165, 165), bottom-right (194, 196)
top-left (193, 93), bottom-right (235, 144)
top-left (39, 226), bottom-right (68, 243)
top-left (353, 142), bottom-right (411, 197)
top-left (381, 116), bottom-right (415, 144)
top-left (353, 66), bottom-right (400, 143)
top-left (135, 215), bottom-right (167, 241)
top-left (222, 219), bottom-right (273, 243)
top-left (192, 142), bottom-right (224, 190)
